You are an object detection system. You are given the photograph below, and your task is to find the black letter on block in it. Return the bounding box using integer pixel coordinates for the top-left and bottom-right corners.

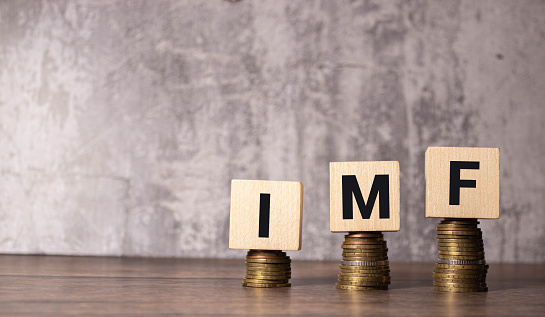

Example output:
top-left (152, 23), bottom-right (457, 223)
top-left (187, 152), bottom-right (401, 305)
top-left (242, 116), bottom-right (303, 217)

top-left (258, 193), bottom-right (271, 238)
top-left (449, 161), bottom-right (480, 205)
top-left (342, 175), bottom-right (390, 220)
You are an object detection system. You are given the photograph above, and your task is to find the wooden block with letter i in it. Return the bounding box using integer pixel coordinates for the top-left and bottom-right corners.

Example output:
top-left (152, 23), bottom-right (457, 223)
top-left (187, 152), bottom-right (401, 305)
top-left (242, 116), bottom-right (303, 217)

top-left (425, 146), bottom-right (500, 219)
top-left (330, 161), bottom-right (400, 232)
top-left (229, 179), bottom-right (303, 251)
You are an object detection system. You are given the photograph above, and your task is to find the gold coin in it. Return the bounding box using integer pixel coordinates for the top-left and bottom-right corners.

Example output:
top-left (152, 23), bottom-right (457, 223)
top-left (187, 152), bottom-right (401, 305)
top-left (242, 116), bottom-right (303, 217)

top-left (245, 272), bottom-right (290, 276)
top-left (437, 241), bottom-right (484, 249)
top-left (337, 279), bottom-right (390, 285)
top-left (245, 266), bottom-right (290, 271)
top-left (433, 284), bottom-right (488, 290)
top-left (438, 251), bottom-right (485, 255)
top-left (434, 286), bottom-right (487, 293)
top-left (338, 276), bottom-right (391, 282)
top-left (434, 268), bottom-right (487, 273)
top-left (437, 249), bottom-right (484, 254)
top-left (437, 243), bottom-right (484, 250)
top-left (434, 271), bottom-right (487, 276)
top-left (339, 264), bottom-right (390, 269)
top-left (245, 270), bottom-right (290, 275)
top-left (338, 273), bottom-right (391, 279)
top-left (438, 248), bottom-right (484, 252)
top-left (433, 278), bottom-right (485, 283)
top-left (438, 245), bottom-right (484, 250)
top-left (243, 282), bottom-right (291, 288)
top-left (338, 281), bottom-right (389, 287)
top-left (246, 258), bottom-right (291, 264)
top-left (244, 275), bottom-right (291, 283)
top-left (340, 265), bottom-right (390, 270)
top-left (336, 284), bottom-right (388, 290)
top-left (434, 279), bottom-right (486, 284)
top-left (437, 229), bottom-right (481, 233)
top-left (246, 271), bottom-right (291, 277)
top-left (438, 255), bottom-right (485, 260)
top-left (339, 272), bottom-right (390, 277)
top-left (342, 241), bottom-right (386, 245)
top-left (436, 231), bottom-right (482, 236)
top-left (433, 268), bottom-right (487, 273)
top-left (245, 269), bottom-right (290, 275)
top-left (437, 242), bottom-right (483, 247)
top-left (436, 227), bottom-right (480, 231)
top-left (245, 262), bottom-right (290, 267)
top-left (245, 265), bottom-right (290, 270)
top-left (342, 254), bottom-right (388, 259)
top-left (433, 273), bottom-right (485, 277)
top-left (435, 230), bottom-right (483, 235)
top-left (245, 273), bottom-right (291, 278)
top-left (438, 241), bottom-right (483, 245)
top-left (245, 267), bottom-right (290, 272)
top-left (343, 255), bottom-right (388, 262)
top-left (437, 244), bottom-right (483, 248)
top-left (245, 276), bottom-right (291, 281)
top-left (339, 271), bottom-right (390, 277)
top-left (339, 262), bottom-right (389, 267)
top-left (243, 278), bottom-right (290, 284)
top-left (437, 223), bottom-right (477, 228)
top-left (433, 283), bottom-right (488, 290)
top-left (433, 269), bottom-right (487, 276)
top-left (245, 261), bottom-right (290, 265)
top-left (434, 263), bottom-right (488, 269)
top-left (340, 269), bottom-right (390, 275)
top-left (437, 238), bottom-right (482, 242)
top-left (342, 252), bottom-right (388, 257)
top-left (338, 279), bottom-right (389, 285)
top-left (433, 272), bottom-right (485, 278)
top-left (340, 268), bottom-right (390, 273)
top-left (343, 248), bottom-right (388, 252)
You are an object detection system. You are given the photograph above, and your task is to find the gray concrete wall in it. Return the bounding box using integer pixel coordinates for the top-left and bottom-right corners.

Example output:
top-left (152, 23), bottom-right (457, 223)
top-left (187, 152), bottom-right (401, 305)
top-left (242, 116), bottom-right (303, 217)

top-left (0, 0), bottom-right (544, 263)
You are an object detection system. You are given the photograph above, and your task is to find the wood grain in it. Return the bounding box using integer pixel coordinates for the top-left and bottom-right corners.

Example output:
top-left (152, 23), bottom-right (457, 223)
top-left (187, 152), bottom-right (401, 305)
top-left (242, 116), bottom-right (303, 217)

top-left (330, 161), bottom-right (400, 232)
top-left (229, 179), bottom-right (303, 250)
top-left (0, 255), bottom-right (543, 316)
top-left (425, 147), bottom-right (500, 219)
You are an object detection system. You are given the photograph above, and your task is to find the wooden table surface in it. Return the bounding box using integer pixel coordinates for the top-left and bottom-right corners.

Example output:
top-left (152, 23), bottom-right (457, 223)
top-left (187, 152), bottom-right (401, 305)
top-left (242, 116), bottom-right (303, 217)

top-left (0, 255), bottom-right (543, 316)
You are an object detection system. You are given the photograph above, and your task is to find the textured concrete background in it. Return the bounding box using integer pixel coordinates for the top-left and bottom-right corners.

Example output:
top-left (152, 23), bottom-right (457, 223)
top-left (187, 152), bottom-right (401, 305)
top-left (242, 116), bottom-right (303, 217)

top-left (1, 0), bottom-right (544, 263)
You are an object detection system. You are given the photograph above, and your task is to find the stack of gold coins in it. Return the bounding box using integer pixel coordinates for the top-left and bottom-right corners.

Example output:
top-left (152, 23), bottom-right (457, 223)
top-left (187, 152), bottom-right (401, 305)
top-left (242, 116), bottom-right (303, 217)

top-left (243, 250), bottom-right (291, 288)
top-left (336, 232), bottom-right (390, 290)
top-left (433, 218), bottom-right (488, 292)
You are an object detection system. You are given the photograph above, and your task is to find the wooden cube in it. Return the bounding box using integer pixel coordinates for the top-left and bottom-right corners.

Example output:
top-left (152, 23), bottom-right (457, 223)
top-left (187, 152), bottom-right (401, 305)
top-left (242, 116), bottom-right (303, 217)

top-left (330, 161), bottom-right (400, 232)
top-left (229, 179), bottom-right (303, 251)
top-left (425, 147), bottom-right (500, 219)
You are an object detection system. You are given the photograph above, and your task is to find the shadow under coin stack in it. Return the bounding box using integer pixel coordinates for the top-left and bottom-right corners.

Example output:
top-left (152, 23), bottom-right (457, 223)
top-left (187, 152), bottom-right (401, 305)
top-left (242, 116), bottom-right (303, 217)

top-left (433, 219), bottom-right (489, 292)
top-left (243, 250), bottom-right (291, 288)
top-left (336, 232), bottom-right (390, 290)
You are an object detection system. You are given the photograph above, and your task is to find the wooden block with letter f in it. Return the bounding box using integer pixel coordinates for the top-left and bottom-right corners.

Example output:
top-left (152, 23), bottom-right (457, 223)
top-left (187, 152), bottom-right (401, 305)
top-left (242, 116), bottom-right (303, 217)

top-left (229, 179), bottom-right (303, 251)
top-left (425, 146), bottom-right (500, 219)
top-left (330, 161), bottom-right (400, 232)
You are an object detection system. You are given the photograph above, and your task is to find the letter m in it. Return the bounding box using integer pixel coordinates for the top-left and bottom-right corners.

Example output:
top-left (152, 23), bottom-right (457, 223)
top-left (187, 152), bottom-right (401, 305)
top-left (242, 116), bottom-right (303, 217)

top-left (342, 175), bottom-right (390, 219)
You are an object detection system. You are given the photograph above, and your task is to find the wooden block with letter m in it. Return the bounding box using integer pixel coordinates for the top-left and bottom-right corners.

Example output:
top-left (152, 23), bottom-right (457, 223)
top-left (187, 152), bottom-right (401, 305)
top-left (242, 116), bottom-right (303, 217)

top-left (425, 146), bottom-right (500, 219)
top-left (229, 179), bottom-right (303, 251)
top-left (330, 161), bottom-right (400, 232)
